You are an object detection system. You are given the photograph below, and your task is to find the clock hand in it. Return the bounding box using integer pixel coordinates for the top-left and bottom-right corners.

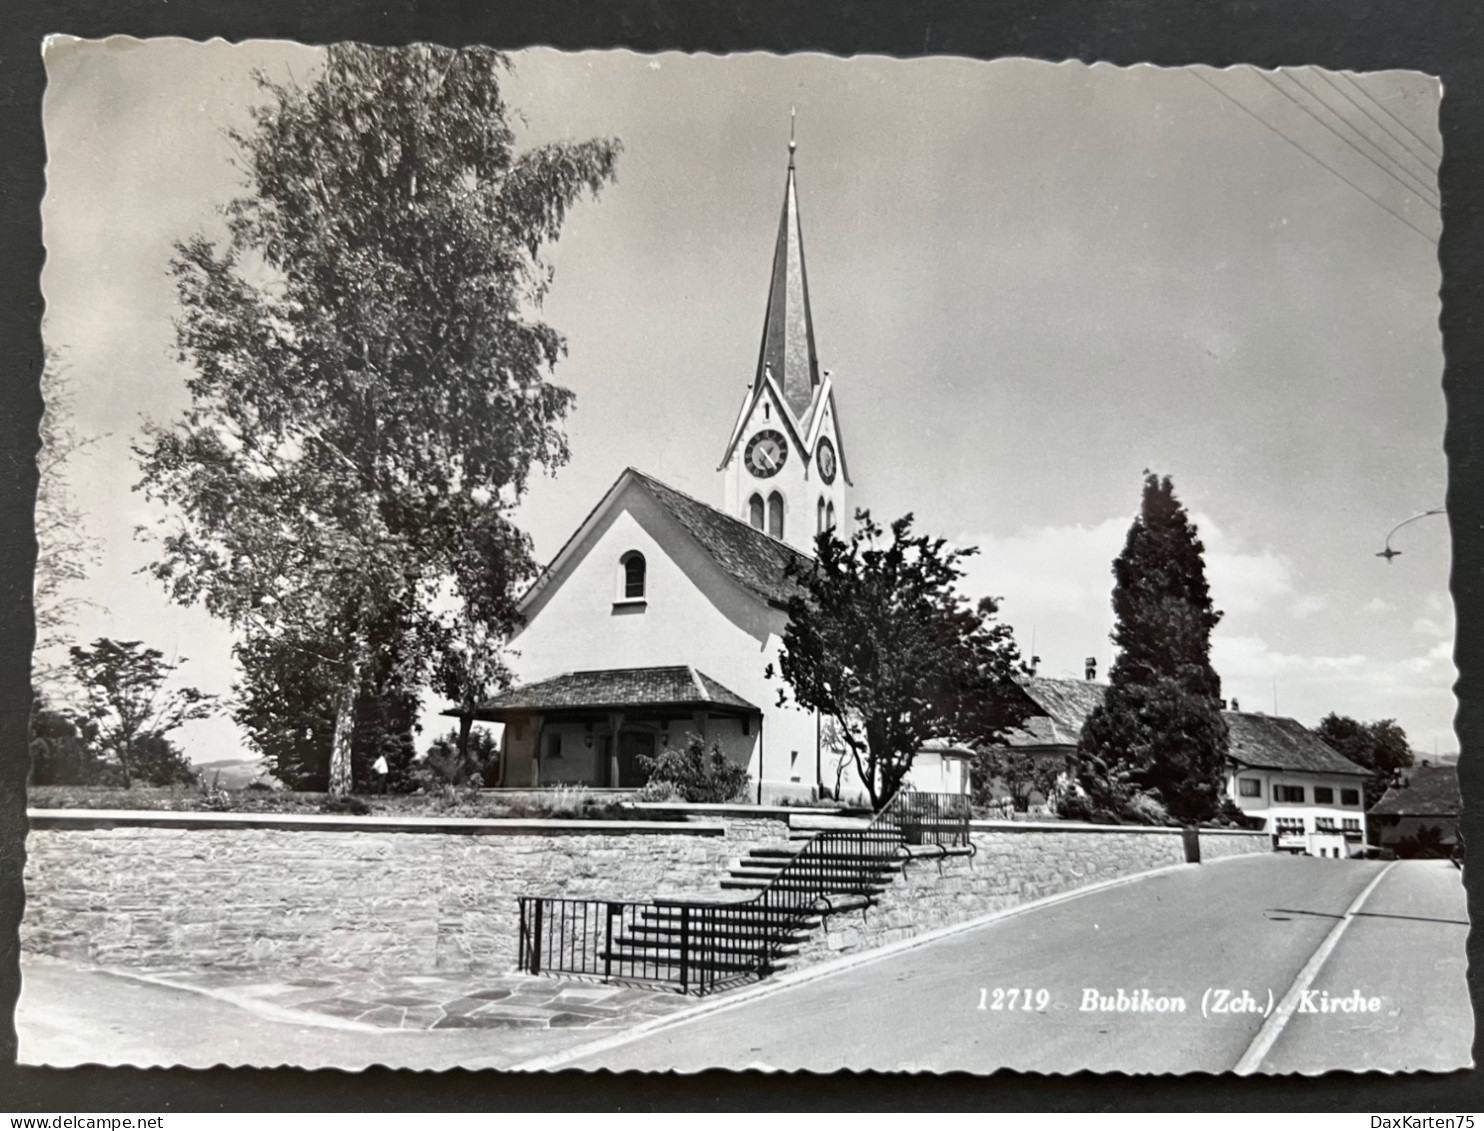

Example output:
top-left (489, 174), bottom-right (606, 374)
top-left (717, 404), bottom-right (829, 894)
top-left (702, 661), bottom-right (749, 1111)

top-left (758, 449), bottom-right (777, 470)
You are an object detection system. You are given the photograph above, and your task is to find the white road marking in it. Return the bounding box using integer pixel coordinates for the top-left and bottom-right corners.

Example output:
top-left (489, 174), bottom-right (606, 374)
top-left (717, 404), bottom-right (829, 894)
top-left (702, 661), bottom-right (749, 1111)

top-left (1232, 859), bottom-right (1399, 1075)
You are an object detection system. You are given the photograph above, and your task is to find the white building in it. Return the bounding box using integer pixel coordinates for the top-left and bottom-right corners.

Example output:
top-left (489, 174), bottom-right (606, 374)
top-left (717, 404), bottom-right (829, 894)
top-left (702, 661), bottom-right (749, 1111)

top-left (1225, 711), bottom-right (1372, 857)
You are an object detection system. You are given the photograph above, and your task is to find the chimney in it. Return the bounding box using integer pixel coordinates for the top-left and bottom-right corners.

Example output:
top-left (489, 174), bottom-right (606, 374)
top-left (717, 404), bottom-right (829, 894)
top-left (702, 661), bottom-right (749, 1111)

top-left (1231, 697), bottom-right (1240, 712)
top-left (1085, 656), bottom-right (1097, 682)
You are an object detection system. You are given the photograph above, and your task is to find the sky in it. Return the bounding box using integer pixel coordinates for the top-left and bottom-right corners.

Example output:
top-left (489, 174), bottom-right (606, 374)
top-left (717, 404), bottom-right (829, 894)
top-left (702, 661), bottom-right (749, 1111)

top-left (38, 39), bottom-right (1451, 762)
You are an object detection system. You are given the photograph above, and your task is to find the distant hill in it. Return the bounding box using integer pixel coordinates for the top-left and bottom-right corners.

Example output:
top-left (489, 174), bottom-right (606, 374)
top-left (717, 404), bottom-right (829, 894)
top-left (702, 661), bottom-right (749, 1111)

top-left (193, 758), bottom-right (274, 789)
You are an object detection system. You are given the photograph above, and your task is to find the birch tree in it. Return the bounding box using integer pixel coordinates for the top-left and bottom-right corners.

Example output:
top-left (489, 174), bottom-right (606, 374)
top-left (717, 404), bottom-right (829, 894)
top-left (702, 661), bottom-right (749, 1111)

top-left (135, 45), bottom-right (620, 793)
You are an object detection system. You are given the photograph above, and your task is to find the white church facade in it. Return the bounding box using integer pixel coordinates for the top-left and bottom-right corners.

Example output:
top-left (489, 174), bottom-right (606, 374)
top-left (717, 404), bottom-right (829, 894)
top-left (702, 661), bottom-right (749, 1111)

top-left (469, 136), bottom-right (957, 803)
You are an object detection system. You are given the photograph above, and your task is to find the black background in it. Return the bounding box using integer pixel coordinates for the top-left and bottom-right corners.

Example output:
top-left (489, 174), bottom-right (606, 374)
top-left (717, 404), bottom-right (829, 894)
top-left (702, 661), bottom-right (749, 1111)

top-left (1, 0), bottom-right (1480, 1112)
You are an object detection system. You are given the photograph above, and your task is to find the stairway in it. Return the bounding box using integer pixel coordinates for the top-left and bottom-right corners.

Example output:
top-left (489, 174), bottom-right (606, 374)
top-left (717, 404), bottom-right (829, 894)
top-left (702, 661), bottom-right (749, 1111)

top-left (517, 792), bottom-right (974, 994)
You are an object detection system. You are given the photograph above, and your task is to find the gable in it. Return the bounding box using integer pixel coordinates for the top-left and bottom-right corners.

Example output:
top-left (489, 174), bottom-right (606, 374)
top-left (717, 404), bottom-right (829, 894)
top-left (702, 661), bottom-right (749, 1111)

top-left (517, 470), bottom-right (791, 631)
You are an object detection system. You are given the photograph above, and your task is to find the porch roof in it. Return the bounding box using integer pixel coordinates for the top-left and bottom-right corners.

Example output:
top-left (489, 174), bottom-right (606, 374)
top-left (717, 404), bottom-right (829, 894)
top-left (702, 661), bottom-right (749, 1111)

top-left (462, 666), bottom-right (760, 721)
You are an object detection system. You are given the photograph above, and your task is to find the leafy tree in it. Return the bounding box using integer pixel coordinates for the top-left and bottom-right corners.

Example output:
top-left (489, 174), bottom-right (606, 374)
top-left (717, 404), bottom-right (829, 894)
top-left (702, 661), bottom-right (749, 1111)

top-left (128, 732), bottom-right (199, 787)
top-left (68, 638), bottom-right (216, 787)
top-left (33, 350), bottom-right (104, 703)
top-left (1316, 713), bottom-right (1411, 807)
top-left (1077, 473), bottom-right (1229, 825)
top-left (972, 747), bottom-right (1062, 814)
top-left (422, 726), bottom-right (501, 786)
top-left (771, 511), bottom-right (1030, 811)
top-left (134, 45), bottom-right (621, 794)
top-left (233, 623), bottom-right (421, 791)
top-left (29, 691), bottom-right (107, 786)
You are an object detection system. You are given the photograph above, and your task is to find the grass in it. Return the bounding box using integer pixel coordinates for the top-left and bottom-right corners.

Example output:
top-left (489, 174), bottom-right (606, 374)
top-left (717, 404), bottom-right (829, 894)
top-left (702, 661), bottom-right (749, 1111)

top-left (25, 783), bottom-right (684, 821)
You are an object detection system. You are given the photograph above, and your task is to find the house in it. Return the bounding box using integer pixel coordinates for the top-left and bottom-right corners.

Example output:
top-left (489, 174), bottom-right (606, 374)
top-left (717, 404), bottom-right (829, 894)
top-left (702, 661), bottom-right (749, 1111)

top-left (989, 677), bottom-right (1372, 851)
top-left (1367, 762), bottom-right (1461, 857)
top-left (466, 136), bottom-right (961, 803)
top-left (1224, 712), bottom-right (1371, 857)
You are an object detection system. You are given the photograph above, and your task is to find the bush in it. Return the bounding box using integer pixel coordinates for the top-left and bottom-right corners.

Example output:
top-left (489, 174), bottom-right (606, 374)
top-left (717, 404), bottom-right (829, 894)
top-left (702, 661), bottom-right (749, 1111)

top-left (635, 779), bottom-right (683, 803)
top-left (319, 794), bottom-right (371, 816)
top-left (637, 734), bottom-right (750, 804)
top-left (421, 727), bottom-right (500, 787)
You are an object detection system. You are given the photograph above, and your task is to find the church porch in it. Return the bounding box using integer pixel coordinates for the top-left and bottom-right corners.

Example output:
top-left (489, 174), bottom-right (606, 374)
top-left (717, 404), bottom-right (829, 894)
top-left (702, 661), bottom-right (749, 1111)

top-left (467, 666), bottom-right (762, 792)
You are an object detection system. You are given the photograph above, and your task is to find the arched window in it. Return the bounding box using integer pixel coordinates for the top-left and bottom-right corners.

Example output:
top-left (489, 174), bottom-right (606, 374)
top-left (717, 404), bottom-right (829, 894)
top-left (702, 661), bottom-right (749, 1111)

top-left (817, 497), bottom-right (826, 535)
top-left (749, 494), bottom-right (765, 530)
top-left (621, 551), bottom-right (646, 600)
top-left (825, 501), bottom-right (836, 531)
top-left (767, 492), bottom-right (785, 539)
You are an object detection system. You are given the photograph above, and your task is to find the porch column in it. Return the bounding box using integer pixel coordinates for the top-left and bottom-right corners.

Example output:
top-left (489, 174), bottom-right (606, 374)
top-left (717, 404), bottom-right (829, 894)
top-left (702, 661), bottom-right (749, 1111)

top-left (530, 713), bottom-right (545, 788)
top-left (606, 710), bottom-right (624, 786)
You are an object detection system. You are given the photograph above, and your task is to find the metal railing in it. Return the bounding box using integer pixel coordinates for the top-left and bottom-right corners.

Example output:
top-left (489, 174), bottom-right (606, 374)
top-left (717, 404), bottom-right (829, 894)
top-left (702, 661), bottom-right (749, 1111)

top-left (515, 790), bottom-right (974, 994)
top-left (872, 788), bottom-right (973, 848)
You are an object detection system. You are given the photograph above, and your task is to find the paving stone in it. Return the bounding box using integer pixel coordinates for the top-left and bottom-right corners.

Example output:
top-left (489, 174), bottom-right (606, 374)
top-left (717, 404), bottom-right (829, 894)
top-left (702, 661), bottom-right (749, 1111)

top-left (354, 1005), bottom-right (407, 1028)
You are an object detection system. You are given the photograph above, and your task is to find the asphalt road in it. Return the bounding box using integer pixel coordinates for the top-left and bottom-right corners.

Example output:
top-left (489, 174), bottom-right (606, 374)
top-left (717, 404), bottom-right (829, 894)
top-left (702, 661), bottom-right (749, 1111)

top-left (556, 855), bottom-right (1472, 1075)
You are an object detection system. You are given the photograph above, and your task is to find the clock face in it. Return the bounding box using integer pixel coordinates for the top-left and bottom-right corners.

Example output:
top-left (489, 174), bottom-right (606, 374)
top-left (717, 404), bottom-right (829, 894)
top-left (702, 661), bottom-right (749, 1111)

top-left (745, 430), bottom-right (787, 478)
top-left (816, 437), bottom-right (837, 484)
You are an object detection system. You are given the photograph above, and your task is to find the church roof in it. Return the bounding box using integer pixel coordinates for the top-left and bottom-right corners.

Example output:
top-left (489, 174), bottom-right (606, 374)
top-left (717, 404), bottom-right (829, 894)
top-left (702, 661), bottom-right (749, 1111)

top-left (631, 470), bottom-right (808, 607)
top-left (470, 665), bottom-right (759, 717)
top-left (1368, 763), bottom-right (1460, 817)
top-left (756, 135), bottom-right (820, 421)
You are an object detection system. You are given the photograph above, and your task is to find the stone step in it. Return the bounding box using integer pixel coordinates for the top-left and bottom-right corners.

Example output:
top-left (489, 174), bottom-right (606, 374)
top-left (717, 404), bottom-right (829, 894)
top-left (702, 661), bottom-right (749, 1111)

top-left (624, 923), bottom-right (814, 944)
top-left (640, 906), bottom-right (821, 928)
top-left (727, 858), bottom-right (902, 878)
top-left (719, 875), bottom-right (889, 893)
top-left (613, 936), bottom-right (803, 958)
top-left (597, 949), bottom-right (768, 974)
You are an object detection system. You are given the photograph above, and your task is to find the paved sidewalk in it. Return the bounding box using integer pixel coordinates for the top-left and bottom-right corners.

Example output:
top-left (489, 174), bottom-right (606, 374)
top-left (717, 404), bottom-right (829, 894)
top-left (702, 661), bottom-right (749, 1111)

top-left (43, 957), bottom-right (696, 1034)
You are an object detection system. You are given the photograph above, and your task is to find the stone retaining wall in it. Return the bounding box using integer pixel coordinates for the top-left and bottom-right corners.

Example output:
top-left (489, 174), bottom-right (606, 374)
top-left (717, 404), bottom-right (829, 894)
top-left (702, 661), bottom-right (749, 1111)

top-left (22, 809), bottom-right (1268, 977)
top-left (796, 823), bottom-right (1268, 966)
top-left (21, 811), bottom-right (793, 975)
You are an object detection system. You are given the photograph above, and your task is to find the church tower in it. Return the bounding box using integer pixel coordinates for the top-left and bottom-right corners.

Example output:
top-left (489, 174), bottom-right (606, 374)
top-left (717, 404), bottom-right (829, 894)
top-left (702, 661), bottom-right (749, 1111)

top-left (720, 124), bottom-right (852, 555)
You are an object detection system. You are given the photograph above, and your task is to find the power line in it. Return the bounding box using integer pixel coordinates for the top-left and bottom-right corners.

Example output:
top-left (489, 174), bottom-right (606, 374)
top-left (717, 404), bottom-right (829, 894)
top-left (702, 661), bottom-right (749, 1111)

top-left (1255, 69), bottom-right (1439, 209)
top-left (1334, 70), bottom-right (1442, 163)
top-left (1288, 68), bottom-right (1436, 203)
top-left (1189, 69), bottom-right (1438, 247)
top-left (1280, 68), bottom-right (1439, 205)
top-left (1313, 68), bottom-right (1439, 180)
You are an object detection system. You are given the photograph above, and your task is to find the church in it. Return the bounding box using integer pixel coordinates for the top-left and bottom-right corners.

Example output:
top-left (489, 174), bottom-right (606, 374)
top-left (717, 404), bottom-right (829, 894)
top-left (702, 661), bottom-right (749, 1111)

top-left (467, 134), bottom-right (967, 803)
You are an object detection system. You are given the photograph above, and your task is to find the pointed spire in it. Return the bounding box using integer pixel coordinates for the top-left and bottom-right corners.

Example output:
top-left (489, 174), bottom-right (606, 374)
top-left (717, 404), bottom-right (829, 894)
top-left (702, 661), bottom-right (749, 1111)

top-left (755, 115), bottom-right (820, 420)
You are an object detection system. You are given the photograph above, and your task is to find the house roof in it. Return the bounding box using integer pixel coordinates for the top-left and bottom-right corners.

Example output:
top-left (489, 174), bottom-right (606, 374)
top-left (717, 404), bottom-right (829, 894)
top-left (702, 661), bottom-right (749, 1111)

top-left (468, 666), bottom-right (759, 718)
top-left (1005, 677), bottom-right (1371, 777)
top-left (1368, 763), bottom-right (1461, 817)
top-left (1011, 678), bottom-right (1111, 746)
top-left (630, 470), bottom-right (808, 607)
top-left (1225, 712), bottom-right (1371, 777)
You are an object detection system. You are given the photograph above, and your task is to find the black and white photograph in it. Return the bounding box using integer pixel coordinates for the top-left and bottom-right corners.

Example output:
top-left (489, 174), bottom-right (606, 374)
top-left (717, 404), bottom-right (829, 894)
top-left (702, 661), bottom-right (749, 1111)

top-left (15, 38), bottom-right (1469, 1080)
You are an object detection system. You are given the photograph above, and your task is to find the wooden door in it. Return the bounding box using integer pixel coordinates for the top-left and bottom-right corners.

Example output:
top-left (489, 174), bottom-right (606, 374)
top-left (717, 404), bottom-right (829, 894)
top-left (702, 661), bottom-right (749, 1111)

top-left (616, 731), bottom-right (655, 787)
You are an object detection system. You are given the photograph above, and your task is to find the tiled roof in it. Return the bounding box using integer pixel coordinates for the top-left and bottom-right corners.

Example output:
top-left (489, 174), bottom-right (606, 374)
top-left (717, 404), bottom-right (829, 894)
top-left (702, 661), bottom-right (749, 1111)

top-left (1368, 764), bottom-right (1461, 817)
top-left (1004, 678), bottom-right (1372, 778)
top-left (473, 666), bottom-right (758, 716)
top-left (1008, 678), bottom-right (1111, 746)
top-left (632, 471), bottom-right (808, 607)
top-left (1226, 712), bottom-right (1371, 776)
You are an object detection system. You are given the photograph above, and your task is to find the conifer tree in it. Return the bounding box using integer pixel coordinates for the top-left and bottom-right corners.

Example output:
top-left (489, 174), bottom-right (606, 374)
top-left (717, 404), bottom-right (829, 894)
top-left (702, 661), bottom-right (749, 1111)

top-left (1076, 473), bottom-right (1229, 824)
